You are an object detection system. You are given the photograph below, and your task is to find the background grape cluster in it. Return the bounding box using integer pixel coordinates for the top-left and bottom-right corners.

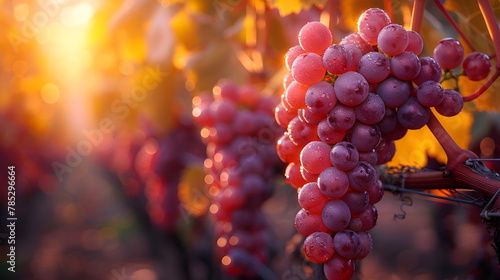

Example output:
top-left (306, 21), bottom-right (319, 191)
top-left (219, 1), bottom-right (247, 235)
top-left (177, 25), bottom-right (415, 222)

top-left (192, 79), bottom-right (282, 277)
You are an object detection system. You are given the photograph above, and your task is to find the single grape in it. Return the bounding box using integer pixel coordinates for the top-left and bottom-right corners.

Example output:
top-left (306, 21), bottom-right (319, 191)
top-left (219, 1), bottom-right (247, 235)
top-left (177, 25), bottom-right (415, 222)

top-left (433, 38), bottom-right (464, 69)
top-left (285, 162), bottom-right (308, 188)
top-left (327, 103), bottom-right (356, 131)
top-left (298, 182), bottom-right (329, 213)
top-left (377, 24), bottom-right (409, 56)
top-left (357, 51), bottom-right (390, 83)
top-left (330, 142), bottom-right (359, 171)
top-left (391, 51), bottom-right (421, 81)
top-left (346, 122), bottom-right (381, 152)
top-left (323, 44), bottom-right (354, 75)
top-left (275, 103), bottom-right (297, 128)
top-left (348, 161), bottom-right (377, 191)
top-left (287, 117), bottom-right (318, 146)
top-left (342, 190), bottom-right (369, 213)
top-left (333, 230), bottom-right (362, 259)
top-left (298, 21), bottom-right (333, 55)
top-left (318, 166), bottom-right (350, 198)
top-left (322, 199), bottom-right (351, 232)
top-left (214, 79), bottom-right (239, 102)
top-left (323, 254), bottom-right (355, 280)
top-left (356, 204), bottom-right (378, 231)
top-left (295, 209), bottom-right (330, 236)
top-left (334, 71), bottom-right (369, 106)
top-left (317, 119), bottom-right (346, 144)
top-left (397, 97), bottom-right (430, 129)
top-left (211, 99), bottom-right (238, 123)
top-left (435, 89), bottom-right (464, 117)
top-left (463, 51), bottom-right (492, 81)
top-left (416, 80), bottom-right (445, 107)
top-left (276, 133), bottom-right (301, 163)
top-left (357, 8), bottom-right (392, 45)
top-left (303, 232), bottom-right (335, 263)
top-left (354, 232), bottom-right (373, 260)
top-left (376, 140), bottom-right (396, 165)
top-left (378, 107), bottom-right (398, 134)
top-left (367, 179), bottom-right (384, 204)
top-left (285, 45), bottom-right (306, 71)
top-left (354, 92), bottom-right (386, 124)
top-left (376, 76), bottom-right (411, 108)
top-left (413, 56), bottom-right (442, 86)
top-left (405, 30), bottom-right (424, 55)
top-left (301, 141), bottom-right (333, 174)
top-left (292, 53), bottom-right (326, 86)
top-left (305, 81), bottom-right (337, 114)
top-left (285, 81), bottom-right (308, 109)
top-left (283, 72), bottom-right (294, 90)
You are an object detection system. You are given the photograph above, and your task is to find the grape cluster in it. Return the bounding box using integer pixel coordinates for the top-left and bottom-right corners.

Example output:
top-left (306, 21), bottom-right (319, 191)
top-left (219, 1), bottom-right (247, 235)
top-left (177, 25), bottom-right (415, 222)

top-left (276, 7), bottom-right (487, 280)
top-left (192, 80), bottom-right (281, 278)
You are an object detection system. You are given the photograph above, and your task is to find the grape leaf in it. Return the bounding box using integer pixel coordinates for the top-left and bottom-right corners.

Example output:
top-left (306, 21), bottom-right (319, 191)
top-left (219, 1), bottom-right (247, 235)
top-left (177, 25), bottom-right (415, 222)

top-left (267, 0), bottom-right (326, 16)
top-left (389, 109), bottom-right (474, 167)
top-left (178, 165), bottom-right (210, 217)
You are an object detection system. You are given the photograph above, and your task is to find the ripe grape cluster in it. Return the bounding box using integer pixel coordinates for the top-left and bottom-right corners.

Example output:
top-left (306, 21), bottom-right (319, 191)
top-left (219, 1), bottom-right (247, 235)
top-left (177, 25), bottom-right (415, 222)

top-left (192, 80), bottom-right (281, 278)
top-left (276, 7), bottom-right (488, 280)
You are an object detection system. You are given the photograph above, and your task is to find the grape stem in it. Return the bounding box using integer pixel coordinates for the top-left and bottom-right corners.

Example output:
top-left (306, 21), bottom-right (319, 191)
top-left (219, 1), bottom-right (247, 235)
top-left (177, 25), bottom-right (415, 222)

top-left (478, 0), bottom-right (500, 70)
top-left (423, 111), bottom-right (500, 209)
top-left (433, 0), bottom-right (476, 52)
top-left (410, 0), bottom-right (426, 33)
top-left (462, 68), bottom-right (500, 101)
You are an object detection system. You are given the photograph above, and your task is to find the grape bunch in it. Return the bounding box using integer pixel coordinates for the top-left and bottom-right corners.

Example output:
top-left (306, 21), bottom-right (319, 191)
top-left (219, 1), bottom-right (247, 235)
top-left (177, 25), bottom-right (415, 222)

top-left (192, 80), bottom-right (281, 278)
top-left (276, 7), bottom-right (488, 280)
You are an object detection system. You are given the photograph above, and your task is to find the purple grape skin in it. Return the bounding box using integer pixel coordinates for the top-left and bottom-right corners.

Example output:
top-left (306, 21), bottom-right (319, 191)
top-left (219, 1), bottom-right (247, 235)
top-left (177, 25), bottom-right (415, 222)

top-left (347, 161), bottom-right (378, 191)
top-left (318, 119), bottom-right (346, 144)
top-left (333, 230), bottom-right (362, 259)
top-left (305, 81), bottom-right (337, 114)
top-left (347, 122), bottom-right (381, 152)
top-left (354, 232), bottom-right (373, 259)
top-left (435, 89), bottom-right (464, 117)
top-left (377, 24), bottom-right (409, 56)
top-left (354, 92), bottom-right (386, 124)
top-left (357, 52), bottom-right (390, 83)
top-left (413, 57), bottom-right (442, 86)
top-left (334, 71), bottom-right (369, 106)
top-left (463, 51), bottom-right (492, 81)
top-left (378, 107), bottom-right (398, 134)
top-left (376, 76), bottom-right (411, 108)
top-left (327, 103), bottom-right (356, 131)
top-left (318, 166), bottom-right (350, 199)
top-left (433, 38), bottom-right (464, 69)
top-left (397, 97), bottom-right (431, 129)
top-left (323, 44), bottom-right (353, 75)
top-left (330, 142), bottom-right (359, 171)
top-left (416, 80), bottom-right (445, 107)
top-left (390, 51), bottom-right (421, 81)
top-left (342, 190), bottom-right (369, 213)
top-left (322, 199), bottom-right (351, 232)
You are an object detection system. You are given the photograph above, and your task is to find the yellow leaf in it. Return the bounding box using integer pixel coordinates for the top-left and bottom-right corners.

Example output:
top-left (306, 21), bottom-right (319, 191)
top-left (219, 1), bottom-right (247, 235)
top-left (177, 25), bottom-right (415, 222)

top-left (178, 165), bottom-right (210, 217)
top-left (389, 109), bottom-right (473, 167)
top-left (267, 0), bottom-right (326, 16)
